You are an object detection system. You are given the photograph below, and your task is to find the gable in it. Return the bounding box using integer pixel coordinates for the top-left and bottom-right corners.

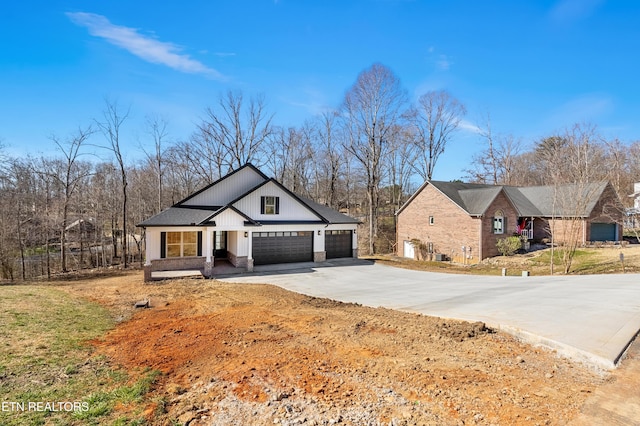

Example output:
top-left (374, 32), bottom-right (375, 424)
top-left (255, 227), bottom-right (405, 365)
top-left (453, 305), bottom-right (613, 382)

top-left (180, 164), bottom-right (267, 207)
top-left (204, 207), bottom-right (249, 228)
top-left (138, 163), bottom-right (358, 228)
top-left (484, 191), bottom-right (519, 222)
top-left (232, 181), bottom-right (323, 222)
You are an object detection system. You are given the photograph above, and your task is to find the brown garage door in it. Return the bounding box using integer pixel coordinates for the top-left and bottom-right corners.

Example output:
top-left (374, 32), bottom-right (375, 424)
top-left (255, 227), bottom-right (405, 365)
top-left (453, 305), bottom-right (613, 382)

top-left (252, 231), bottom-right (313, 265)
top-left (326, 230), bottom-right (353, 259)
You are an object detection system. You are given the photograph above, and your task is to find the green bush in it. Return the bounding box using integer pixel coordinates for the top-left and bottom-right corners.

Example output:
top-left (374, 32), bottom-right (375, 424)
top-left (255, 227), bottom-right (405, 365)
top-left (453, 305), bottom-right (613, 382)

top-left (496, 236), bottom-right (522, 256)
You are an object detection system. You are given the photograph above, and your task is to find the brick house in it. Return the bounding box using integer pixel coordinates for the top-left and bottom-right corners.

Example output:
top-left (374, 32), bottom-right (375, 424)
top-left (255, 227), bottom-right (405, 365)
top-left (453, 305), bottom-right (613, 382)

top-left (396, 180), bottom-right (623, 263)
top-left (138, 164), bottom-right (358, 280)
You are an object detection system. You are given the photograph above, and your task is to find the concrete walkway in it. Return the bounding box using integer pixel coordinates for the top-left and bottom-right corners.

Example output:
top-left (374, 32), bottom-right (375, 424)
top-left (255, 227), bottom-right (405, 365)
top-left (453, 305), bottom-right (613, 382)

top-left (222, 259), bottom-right (640, 370)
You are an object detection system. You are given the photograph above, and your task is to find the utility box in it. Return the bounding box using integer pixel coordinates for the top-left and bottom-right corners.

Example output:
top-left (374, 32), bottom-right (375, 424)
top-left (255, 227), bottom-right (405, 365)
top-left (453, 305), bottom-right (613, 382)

top-left (435, 253), bottom-right (445, 261)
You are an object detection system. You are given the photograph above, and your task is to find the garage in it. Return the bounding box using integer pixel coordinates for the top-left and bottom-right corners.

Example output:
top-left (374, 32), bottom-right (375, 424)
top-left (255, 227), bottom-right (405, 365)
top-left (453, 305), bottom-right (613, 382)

top-left (403, 240), bottom-right (415, 259)
top-left (590, 223), bottom-right (617, 242)
top-left (252, 231), bottom-right (313, 265)
top-left (326, 230), bottom-right (353, 259)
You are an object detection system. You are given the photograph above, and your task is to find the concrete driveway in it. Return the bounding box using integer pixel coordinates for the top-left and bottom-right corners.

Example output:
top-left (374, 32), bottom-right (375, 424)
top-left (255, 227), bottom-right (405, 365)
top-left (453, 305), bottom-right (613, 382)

top-left (221, 259), bottom-right (640, 370)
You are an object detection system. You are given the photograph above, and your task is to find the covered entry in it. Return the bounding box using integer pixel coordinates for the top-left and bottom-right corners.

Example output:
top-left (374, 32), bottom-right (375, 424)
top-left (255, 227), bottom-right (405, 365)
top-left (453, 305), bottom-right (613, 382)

top-left (326, 230), bottom-right (353, 259)
top-left (252, 231), bottom-right (313, 265)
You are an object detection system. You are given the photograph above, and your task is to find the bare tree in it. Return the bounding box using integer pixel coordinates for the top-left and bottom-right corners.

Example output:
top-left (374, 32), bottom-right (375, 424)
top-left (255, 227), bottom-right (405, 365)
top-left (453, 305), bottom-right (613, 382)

top-left (540, 124), bottom-right (606, 274)
top-left (387, 126), bottom-right (415, 210)
top-left (409, 90), bottom-right (466, 180)
top-left (199, 90), bottom-right (274, 170)
top-left (50, 126), bottom-right (94, 272)
top-left (95, 98), bottom-right (131, 268)
top-left (142, 115), bottom-right (171, 213)
top-left (313, 111), bottom-right (343, 208)
top-left (186, 124), bottom-right (227, 183)
top-left (466, 115), bottom-right (523, 185)
top-left (341, 63), bottom-right (408, 254)
top-left (267, 125), bottom-right (313, 195)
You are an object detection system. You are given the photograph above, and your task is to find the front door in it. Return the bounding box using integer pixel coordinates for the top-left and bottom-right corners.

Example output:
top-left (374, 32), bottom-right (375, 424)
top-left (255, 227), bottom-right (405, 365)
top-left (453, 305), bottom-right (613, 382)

top-left (213, 231), bottom-right (227, 258)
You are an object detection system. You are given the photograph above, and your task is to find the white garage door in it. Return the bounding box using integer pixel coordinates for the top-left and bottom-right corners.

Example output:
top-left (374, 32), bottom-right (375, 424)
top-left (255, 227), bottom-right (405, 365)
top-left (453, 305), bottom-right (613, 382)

top-left (403, 240), bottom-right (415, 259)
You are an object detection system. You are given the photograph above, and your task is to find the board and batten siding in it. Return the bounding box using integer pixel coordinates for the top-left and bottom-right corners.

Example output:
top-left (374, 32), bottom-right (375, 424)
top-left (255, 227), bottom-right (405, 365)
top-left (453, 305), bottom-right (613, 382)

top-left (232, 182), bottom-right (320, 222)
top-left (181, 167), bottom-right (266, 207)
top-left (208, 208), bottom-right (248, 229)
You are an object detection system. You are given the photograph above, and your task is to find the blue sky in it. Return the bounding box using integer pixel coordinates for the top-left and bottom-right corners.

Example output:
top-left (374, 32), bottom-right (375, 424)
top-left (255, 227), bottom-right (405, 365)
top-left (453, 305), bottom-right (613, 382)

top-left (1, 0), bottom-right (639, 180)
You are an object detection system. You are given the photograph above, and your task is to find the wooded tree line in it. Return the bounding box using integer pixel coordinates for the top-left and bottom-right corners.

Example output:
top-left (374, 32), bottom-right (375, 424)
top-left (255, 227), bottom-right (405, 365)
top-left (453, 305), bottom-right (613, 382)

top-left (1, 63), bottom-right (639, 280)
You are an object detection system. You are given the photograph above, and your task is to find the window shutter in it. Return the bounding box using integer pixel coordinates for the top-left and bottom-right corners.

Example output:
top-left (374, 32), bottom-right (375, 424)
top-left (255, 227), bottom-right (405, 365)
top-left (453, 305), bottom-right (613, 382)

top-left (260, 196), bottom-right (265, 214)
top-left (275, 197), bottom-right (280, 214)
top-left (160, 232), bottom-right (166, 258)
top-left (504, 217), bottom-right (507, 234)
top-left (197, 231), bottom-right (203, 256)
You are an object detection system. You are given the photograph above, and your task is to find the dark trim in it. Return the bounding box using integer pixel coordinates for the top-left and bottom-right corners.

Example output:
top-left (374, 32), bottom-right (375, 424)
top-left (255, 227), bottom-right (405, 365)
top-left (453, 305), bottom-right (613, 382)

top-left (138, 223), bottom-right (215, 227)
top-left (209, 205), bottom-right (259, 225)
top-left (197, 231), bottom-right (203, 256)
top-left (228, 178), bottom-right (328, 223)
top-left (160, 232), bottom-right (166, 258)
top-left (255, 220), bottom-right (325, 225)
top-left (173, 205), bottom-right (222, 210)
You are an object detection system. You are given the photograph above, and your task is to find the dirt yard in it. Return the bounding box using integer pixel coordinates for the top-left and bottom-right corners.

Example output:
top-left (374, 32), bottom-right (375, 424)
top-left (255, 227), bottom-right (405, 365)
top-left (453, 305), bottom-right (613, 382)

top-left (49, 270), bottom-right (639, 425)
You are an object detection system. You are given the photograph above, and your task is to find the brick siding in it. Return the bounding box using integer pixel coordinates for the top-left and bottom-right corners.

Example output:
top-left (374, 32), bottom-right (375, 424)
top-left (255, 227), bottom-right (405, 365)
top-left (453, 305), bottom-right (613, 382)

top-left (150, 256), bottom-right (205, 271)
top-left (397, 184), bottom-right (481, 262)
top-left (397, 185), bottom-right (521, 261)
top-left (480, 191), bottom-right (520, 258)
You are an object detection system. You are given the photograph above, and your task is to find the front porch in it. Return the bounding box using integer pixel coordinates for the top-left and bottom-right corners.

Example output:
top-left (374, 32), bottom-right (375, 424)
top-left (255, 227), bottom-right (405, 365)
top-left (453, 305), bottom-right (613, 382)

top-left (147, 258), bottom-right (248, 281)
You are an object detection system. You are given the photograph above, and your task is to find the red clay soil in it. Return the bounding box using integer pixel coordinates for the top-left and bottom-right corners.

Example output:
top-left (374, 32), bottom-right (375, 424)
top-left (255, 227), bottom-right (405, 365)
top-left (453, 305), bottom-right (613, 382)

top-left (61, 273), bottom-right (611, 425)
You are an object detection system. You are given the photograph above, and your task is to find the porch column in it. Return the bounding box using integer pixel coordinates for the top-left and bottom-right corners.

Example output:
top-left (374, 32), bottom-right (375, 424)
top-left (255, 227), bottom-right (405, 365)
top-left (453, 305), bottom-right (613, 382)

top-left (144, 229), bottom-right (152, 266)
top-left (531, 216), bottom-right (534, 240)
top-left (204, 229), bottom-right (213, 278)
top-left (246, 230), bottom-right (254, 272)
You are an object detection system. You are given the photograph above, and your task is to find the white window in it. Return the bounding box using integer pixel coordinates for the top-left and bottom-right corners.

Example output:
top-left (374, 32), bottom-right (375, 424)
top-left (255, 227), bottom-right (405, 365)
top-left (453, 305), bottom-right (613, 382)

top-left (493, 210), bottom-right (504, 234)
top-left (166, 231), bottom-right (198, 257)
top-left (261, 196), bottom-right (279, 215)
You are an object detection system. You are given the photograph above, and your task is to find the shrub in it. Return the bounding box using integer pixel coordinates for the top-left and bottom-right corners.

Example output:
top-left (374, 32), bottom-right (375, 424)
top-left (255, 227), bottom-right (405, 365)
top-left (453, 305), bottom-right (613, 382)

top-left (496, 236), bottom-right (522, 256)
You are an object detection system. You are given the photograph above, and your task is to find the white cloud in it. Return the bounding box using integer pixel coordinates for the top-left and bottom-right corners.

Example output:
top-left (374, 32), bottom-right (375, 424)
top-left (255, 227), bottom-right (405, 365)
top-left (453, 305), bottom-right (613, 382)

top-left (458, 119), bottom-right (482, 134)
top-left (67, 12), bottom-right (225, 79)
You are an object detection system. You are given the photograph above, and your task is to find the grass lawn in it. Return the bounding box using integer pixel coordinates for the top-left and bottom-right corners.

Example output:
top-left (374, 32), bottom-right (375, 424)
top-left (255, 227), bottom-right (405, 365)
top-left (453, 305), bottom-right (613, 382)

top-left (0, 285), bottom-right (159, 426)
top-left (367, 244), bottom-right (640, 276)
